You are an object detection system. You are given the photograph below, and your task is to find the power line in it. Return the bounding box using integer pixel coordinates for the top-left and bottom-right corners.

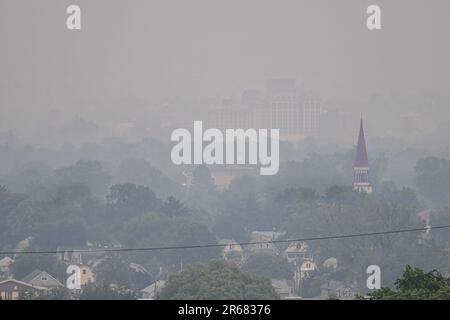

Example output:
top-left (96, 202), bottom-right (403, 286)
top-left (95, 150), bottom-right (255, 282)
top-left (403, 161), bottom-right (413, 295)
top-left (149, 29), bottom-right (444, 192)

top-left (0, 224), bottom-right (448, 256)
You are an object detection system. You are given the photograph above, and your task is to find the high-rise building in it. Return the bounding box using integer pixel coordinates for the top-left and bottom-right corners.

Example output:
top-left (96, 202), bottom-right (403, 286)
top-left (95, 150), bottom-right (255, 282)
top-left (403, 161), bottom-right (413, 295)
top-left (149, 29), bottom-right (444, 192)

top-left (267, 79), bottom-right (303, 140)
top-left (353, 117), bottom-right (372, 193)
top-left (205, 80), bottom-right (321, 141)
top-left (266, 79), bottom-right (320, 140)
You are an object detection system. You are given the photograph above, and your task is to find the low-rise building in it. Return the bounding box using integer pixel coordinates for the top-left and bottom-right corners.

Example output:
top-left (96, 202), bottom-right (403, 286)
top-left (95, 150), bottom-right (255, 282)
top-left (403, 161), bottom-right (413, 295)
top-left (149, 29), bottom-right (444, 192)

top-left (270, 278), bottom-right (295, 299)
top-left (141, 280), bottom-right (166, 300)
top-left (284, 242), bottom-right (312, 263)
top-left (247, 232), bottom-right (281, 255)
top-left (319, 280), bottom-right (358, 300)
top-left (219, 239), bottom-right (244, 264)
top-left (21, 270), bottom-right (64, 289)
top-left (0, 256), bottom-right (14, 273)
top-left (0, 279), bottom-right (46, 300)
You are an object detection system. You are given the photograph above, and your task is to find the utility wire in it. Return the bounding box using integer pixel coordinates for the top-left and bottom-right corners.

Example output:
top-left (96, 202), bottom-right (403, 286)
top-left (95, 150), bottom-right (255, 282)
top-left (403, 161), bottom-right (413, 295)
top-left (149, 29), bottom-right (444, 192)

top-left (0, 224), bottom-right (447, 256)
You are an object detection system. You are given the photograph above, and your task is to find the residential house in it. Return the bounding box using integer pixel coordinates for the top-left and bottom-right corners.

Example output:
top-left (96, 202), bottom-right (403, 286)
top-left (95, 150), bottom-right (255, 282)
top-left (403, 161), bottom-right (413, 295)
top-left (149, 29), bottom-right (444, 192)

top-left (322, 257), bottom-right (338, 271)
top-left (299, 259), bottom-right (317, 278)
top-left (219, 239), bottom-right (244, 264)
top-left (319, 280), bottom-right (358, 300)
top-left (141, 280), bottom-right (166, 300)
top-left (129, 262), bottom-right (149, 275)
top-left (21, 270), bottom-right (63, 289)
top-left (284, 242), bottom-right (313, 263)
top-left (0, 256), bottom-right (14, 273)
top-left (57, 246), bottom-right (104, 266)
top-left (79, 265), bottom-right (95, 285)
top-left (248, 232), bottom-right (280, 255)
top-left (270, 278), bottom-right (295, 299)
top-left (0, 279), bottom-right (46, 300)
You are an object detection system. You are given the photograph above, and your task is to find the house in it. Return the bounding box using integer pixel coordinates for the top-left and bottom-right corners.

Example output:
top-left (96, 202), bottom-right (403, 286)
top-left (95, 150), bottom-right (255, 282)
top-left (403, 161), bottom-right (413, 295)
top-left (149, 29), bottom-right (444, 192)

top-left (129, 262), bottom-right (149, 275)
top-left (270, 278), bottom-right (295, 299)
top-left (0, 256), bottom-right (14, 273)
top-left (284, 242), bottom-right (312, 263)
top-left (219, 239), bottom-right (244, 263)
top-left (57, 246), bottom-right (104, 266)
top-left (0, 279), bottom-right (46, 300)
top-left (322, 257), bottom-right (338, 271)
top-left (248, 232), bottom-right (279, 255)
top-left (251, 231), bottom-right (286, 240)
top-left (141, 280), bottom-right (166, 300)
top-left (79, 265), bottom-right (95, 285)
top-left (299, 259), bottom-right (317, 278)
top-left (21, 270), bottom-right (63, 289)
top-left (319, 280), bottom-right (358, 300)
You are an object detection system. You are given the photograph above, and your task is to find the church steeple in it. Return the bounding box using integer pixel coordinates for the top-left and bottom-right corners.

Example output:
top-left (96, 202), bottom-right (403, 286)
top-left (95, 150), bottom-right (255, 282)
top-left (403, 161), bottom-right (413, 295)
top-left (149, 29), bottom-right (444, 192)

top-left (353, 116), bottom-right (372, 193)
top-left (354, 117), bottom-right (369, 168)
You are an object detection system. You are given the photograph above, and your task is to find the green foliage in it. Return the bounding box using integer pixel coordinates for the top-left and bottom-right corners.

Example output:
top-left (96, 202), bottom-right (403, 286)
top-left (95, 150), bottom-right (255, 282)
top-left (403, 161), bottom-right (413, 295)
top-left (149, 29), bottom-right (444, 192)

top-left (0, 186), bottom-right (27, 246)
top-left (157, 261), bottom-right (279, 300)
top-left (94, 253), bottom-right (133, 287)
top-left (33, 218), bottom-right (87, 249)
top-left (242, 254), bottom-right (294, 279)
top-left (28, 287), bottom-right (72, 300)
top-left (415, 157), bottom-right (450, 206)
top-left (79, 283), bottom-right (136, 300)
top-left (107, 183), bottom-right (162, 219)
top-left (55, 160), bottom-right (110, 197)
top-left (122, 213), bottom-right (221, 266)
top-left (369, 265), bottom-right (450, 300)
top-left (161, 196), bottom-right (188, 217)
top-left (12, 253), bottom-right (66, 281)
top-left (192, 165), bottom-right (215, 191)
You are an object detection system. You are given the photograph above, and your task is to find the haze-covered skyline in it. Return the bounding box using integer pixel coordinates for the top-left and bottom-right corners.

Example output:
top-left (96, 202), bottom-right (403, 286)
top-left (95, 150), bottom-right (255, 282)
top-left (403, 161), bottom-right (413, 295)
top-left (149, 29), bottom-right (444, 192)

top-left (1, 1), bottom-right (450, 139)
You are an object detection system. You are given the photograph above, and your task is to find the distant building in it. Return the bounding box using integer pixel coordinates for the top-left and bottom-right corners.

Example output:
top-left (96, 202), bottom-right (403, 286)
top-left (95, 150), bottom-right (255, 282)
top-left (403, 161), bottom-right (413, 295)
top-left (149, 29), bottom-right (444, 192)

top-left (0, 279), bottom-right (46, 300)
top-left (270, 278), bottom-right (295, 299)
top-left (205, 80), bottom-right (321, 143)
top-left (353, 117), bottom-right (372, 193)
top-left (319, 280), bottom-right (358, 300)
top-left (322, 257), bottom-right (338, 271)
top-left (283, 242), bottom-right (312, 263)
top-left (219, 239), bottom-right (244, 264)
top-left (247, 232), bottom-right (282, 255)
top-left (267, 79), bottom-right (321, 141)
top-left (57, 245), bottom-right (106, 268)
top-left (79, 265), bottom-right (95, 285)
top-left (21, 270), bottom-right (63, 289)
top-left (141, 280), bottom-right (166, 300)
top-left (0, 256), bottom-right (14, 273)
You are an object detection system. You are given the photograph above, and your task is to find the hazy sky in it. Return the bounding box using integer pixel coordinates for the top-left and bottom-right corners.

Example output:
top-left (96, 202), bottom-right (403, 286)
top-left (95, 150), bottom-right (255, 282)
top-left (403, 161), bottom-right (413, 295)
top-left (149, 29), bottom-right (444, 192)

top-left (1, 0), bottom-right (449, 123)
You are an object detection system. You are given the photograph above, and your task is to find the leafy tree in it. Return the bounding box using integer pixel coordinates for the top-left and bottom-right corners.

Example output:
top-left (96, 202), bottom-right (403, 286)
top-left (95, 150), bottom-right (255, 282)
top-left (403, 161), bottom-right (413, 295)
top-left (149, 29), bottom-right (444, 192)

top-left (157, 261), bottom-right (279, 300)
top-left (160, 196), bottom-right (188, 217)
top-left (121, 213), bottom-right (220, 267)
top-left (55, 160), bottom-right (110, 197)
top-left (0, 186), bottom-right (26, 245)
top-left (415, 157), bottom-right (450, 205)
top-left (107, 184), bottom-right (161, 216)
top-left (192, 165), bottom-right (215, 191)
top-left (33, 218), bottom-right (87, 249)
top-left (369, 265), bottom-right (450, 300)
top-left (12, 253), bottom-right (65, 281)
top-left (116, 158), bottom-right (183, 198)
top-left (79, 283), bottom-right (136, 300)
top-left (242, 254), bottom-right (294, 280)
top-left (94, 254), bottom-right (132, 287)
top-left (25, 287), bottom-right (72, 300)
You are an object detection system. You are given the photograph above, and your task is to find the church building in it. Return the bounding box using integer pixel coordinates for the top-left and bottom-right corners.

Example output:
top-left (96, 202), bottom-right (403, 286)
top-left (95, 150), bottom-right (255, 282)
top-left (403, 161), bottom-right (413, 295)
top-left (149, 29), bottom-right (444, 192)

top-left (353, 117), bottom-right (372, 193)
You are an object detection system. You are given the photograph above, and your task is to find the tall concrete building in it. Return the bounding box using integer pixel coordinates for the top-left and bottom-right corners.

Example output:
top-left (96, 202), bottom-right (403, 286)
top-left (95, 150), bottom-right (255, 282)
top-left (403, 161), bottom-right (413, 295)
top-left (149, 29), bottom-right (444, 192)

top-left (266, 79), bottom-right (320, 140)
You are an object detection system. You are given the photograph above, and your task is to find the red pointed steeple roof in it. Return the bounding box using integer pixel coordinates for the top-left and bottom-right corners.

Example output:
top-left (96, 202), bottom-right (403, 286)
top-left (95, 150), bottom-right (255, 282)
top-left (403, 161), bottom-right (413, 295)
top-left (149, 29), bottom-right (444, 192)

top-left (354, 117), bottom-right (369, 167)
